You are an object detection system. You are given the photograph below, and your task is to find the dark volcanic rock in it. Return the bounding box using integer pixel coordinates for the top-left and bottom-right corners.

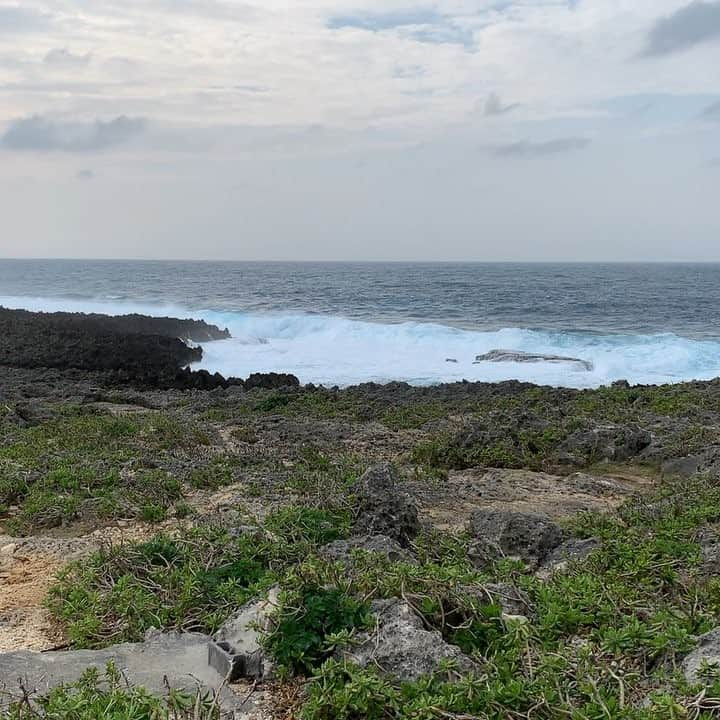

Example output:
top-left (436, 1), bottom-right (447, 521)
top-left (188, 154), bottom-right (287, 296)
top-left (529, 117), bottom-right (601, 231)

top-left (468, 509), bottom-right (564, 564)
top-left (245, 372), bottom-right (300, 390)
top-left (353, 464), bottom-right (420, 547)
top-left (0, 307), bottom-right (239, 390)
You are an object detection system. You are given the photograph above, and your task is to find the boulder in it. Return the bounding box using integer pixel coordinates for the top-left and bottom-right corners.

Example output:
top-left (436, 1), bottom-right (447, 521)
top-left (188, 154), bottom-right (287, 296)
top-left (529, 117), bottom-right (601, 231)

top-left (244, 373), bottom-right (300, 390)
top-left (467, 509), bottom-right (564, 565)
top-left (683, 628), bottom-right (720, 684)
top-left (340, 599), bottom-right (480, 682)
top-left (353, 465), bottom-right (420, 547)
top-left (320, 534), bottom-right (416, 566)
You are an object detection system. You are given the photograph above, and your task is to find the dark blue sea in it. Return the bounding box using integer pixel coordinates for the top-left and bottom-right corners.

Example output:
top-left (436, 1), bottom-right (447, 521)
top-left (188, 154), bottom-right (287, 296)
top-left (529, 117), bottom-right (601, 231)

top-left (2, 259), bottom-right (720, 387)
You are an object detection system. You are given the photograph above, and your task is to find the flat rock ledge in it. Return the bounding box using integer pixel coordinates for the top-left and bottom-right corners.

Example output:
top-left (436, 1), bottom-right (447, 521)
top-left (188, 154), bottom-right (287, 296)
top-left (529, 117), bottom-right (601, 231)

top-left (0, 630), bottom-right (254, 715)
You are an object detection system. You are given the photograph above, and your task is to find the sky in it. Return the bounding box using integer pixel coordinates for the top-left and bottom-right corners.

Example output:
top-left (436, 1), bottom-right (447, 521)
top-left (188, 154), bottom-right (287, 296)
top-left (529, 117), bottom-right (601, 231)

top-left (0, 0), bottom-right (718, 261)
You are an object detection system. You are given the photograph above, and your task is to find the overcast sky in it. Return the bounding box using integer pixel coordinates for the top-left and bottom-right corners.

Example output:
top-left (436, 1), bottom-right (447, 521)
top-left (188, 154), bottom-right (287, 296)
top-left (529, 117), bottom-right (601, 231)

top-left (0, 0), bottom-right (718, 261)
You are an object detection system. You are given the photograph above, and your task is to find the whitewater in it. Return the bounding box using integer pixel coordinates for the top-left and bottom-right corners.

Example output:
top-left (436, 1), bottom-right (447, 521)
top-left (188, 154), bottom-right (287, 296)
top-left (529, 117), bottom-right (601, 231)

top-left (3, 294), bottom-right (720, 389)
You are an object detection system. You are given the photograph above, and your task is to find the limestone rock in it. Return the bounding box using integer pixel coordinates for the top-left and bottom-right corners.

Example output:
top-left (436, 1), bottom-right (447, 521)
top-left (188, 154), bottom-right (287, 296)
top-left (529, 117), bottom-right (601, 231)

top-left (683, 628), bottom-right (720, 684)
top-left (353, 464), bottom-right (419, 547)
top-left (341, 599), bottom-right (480, 682)
top-left (320, 534), bottom-right (416, 566)
top-left (211, 587), bottom-right (280, 680)
top-left (467, 509), bottom-right (564, 565)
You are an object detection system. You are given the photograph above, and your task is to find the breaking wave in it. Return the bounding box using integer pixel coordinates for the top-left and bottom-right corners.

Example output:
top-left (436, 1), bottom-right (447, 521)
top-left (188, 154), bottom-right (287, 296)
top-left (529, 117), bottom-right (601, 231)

top-left (3, 295), bottom-right (720, 388)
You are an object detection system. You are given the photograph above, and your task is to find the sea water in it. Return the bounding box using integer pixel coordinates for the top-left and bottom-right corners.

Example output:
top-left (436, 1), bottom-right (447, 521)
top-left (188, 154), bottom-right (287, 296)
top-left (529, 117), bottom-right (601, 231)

top-left (1, 259), bottom-right (720, 388)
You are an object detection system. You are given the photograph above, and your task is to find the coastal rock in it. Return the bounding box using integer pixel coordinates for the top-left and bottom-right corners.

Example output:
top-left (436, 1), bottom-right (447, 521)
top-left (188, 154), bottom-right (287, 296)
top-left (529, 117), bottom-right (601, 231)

top-left (460, 583), bottom-right (532, 618)
top-left (244, 372), bottom-right (300, 390)
top-left (352, 464), bottom-right (420, 547)
top-left (537, 537), bottom-right (600, 578)
top-left (340, 599), bottom-right (480, 682)
top-left (211, 587), bottom-right (280, 680)
top-left (320, 534), bottom-right (416, 566)
top-left (682, 628), bottom-right (720, 684)
top-left (473, 350), bottom-right (593, 372)
top-left (467, 509), bottom-right (564, 564)
top-left (560, 424), bottom-right (652, 463)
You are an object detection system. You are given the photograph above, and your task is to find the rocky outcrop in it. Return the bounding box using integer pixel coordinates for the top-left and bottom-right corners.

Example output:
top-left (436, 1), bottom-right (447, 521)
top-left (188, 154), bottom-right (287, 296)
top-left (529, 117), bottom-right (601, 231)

top-left (340, 599), bottom-right (480, 682)
top-left (467, 509), bottom-right (564, 565)
top-left (320, 534), bottom-right (417, 566)
top-left (352, 465), bottom-right (420, 547)
top-left (245, 372), bottom-right (301, 390)
top-left (474, 350), bottom-right (593, 372)
top-left (559, 424), bottom-right (652, 464)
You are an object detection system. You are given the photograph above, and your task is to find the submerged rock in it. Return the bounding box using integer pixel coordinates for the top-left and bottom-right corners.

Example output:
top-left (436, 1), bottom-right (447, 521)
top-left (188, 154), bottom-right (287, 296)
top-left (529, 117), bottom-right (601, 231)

top-left (474, 350), bottom-right (593, 372)
top-left (340, 599), bottom-right (480, 682)
top-left (353, 464), bottom-right (420, 547)
top-left (468, 509), bottom-right (564, 565)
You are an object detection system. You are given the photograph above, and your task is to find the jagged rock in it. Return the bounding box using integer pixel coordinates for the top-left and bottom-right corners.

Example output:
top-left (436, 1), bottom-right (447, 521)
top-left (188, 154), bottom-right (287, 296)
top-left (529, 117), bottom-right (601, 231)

top-left (537, 537), bottom-right (600, 578)
top-left (0, 630), bottom-right (248, 712)
top-left (211, 587), bottom-right (280, 681)
top-left (353, 464), bottom-right (420, 547)
top-left (560, 424), bottom-right (652, 463)
top-left (473, 350), bottom-right (593, 372)
top-left (320, 534), bottom-right (416, 565)
top-left (244, 373), bottom-right (300, 390)
top-left (340, 599), bottom-right (480, 682)
top-left (683, 628), bottom-right (720, 683)
top-left (467, 509), bottom-right (564, 564)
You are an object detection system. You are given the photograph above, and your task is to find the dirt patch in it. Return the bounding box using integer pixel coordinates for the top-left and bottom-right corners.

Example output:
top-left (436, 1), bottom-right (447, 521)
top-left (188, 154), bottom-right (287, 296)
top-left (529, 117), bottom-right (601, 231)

top-left (408, 467), bottom-right (656, 532)
top-left (0, 550), bottom-right (65, 652)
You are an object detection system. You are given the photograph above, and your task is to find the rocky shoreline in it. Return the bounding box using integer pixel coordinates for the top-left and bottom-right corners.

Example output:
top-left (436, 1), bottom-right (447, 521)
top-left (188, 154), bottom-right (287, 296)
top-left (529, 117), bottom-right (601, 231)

top-left (3, 308), bottom-right (720, 718)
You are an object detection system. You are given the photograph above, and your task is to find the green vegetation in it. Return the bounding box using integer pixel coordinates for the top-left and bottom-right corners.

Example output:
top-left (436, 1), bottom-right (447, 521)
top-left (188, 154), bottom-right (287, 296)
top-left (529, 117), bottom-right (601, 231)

top-left (0, 410), bottom-right (238, 534)
top-left (46, 526), bottom-right (278, 647)
top-left (0, 664), bottom-right (218, 720)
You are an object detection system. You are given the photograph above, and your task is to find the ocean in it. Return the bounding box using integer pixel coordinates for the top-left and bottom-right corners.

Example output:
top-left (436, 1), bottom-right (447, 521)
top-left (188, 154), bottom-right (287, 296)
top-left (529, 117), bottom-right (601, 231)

top-left (2, 259), bottom-right (720, 388)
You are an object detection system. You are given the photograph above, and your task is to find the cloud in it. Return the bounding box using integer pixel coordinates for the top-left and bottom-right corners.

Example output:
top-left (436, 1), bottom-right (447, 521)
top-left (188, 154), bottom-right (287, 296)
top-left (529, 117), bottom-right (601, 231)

top-left (327, 8), bottom-right (474, 48)
top-left (483, 92), bottom-right (519, 117)
top-left (701, 100), bottom-right (720, 120)
top-left (643, 1), bottom-right (720, 56)
top-left (1, 115), bottom-right (146, 152)
top-left (0, 6), bottom-right (50, 33)
top-left (495, 137), bottom-right (591, 157)
top-left (44, 48), bottom-right (92, 67)
top-left (76, 169), bottom-right (96, 180)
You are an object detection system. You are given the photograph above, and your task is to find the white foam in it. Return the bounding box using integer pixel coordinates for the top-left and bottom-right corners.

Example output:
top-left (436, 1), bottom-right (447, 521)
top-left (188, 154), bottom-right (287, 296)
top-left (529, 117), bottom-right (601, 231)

top-left (3, 296), bottom-right (720, 388)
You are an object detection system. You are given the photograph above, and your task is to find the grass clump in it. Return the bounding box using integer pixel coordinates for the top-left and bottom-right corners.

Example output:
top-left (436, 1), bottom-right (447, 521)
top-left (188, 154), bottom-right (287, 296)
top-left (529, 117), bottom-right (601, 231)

top-left (0, 664), bottom-right (219, 720)
top-left (46, 526), bottom-right (277, 648)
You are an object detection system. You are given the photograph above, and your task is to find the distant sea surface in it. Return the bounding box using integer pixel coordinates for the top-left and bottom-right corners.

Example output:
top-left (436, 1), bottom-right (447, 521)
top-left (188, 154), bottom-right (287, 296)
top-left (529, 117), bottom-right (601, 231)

top-left (2, 259), bottom-right (720, 388)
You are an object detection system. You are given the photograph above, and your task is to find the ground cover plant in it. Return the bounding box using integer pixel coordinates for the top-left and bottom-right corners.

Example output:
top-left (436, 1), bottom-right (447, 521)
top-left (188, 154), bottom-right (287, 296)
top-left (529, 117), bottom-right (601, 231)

top-left (0, 664), bottom-right (220, 720)
top-left (0, 408), bottom-right (238, 534)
